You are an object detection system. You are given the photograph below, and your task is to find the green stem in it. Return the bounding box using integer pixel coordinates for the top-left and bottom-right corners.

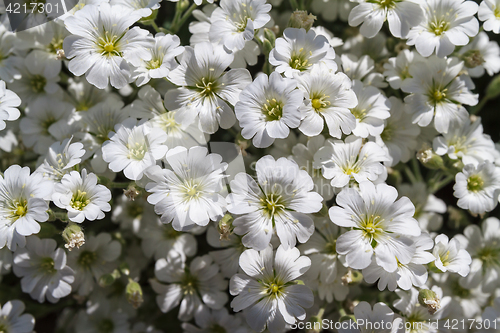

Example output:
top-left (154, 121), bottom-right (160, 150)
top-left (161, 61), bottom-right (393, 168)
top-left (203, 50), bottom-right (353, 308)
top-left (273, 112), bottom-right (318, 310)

top-left (170, 3), bottom-right (197, 34)
top-left (151, 21), bottom-right (161, 32)
top-left (109, 182), bottom-right (132, 189)
top-left (404, 165), bottom-right (418, 184)
top-left (470, 96), bottom-right (490, 115)
top-left (48, 210), bottom-right (68, 222)
top-left (411, 158), bottom-right (423, 182)
top-left (289, 0), bottom-right (299, 10)
top-left (430, 175), bottom-right (454, 194)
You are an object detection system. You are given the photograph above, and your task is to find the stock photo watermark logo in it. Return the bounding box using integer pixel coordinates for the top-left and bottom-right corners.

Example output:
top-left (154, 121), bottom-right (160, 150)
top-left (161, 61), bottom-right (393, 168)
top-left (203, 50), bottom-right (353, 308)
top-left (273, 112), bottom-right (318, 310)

top-left (3, 0), bottom-right (78, 31)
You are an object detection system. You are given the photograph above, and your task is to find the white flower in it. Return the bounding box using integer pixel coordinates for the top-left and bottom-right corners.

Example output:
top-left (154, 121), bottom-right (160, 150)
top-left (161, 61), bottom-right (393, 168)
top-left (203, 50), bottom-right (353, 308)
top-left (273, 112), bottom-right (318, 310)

top-left (294, 63), bottom-right (357, 138)
top-left (75, 295), bottom-right (131, 333)
top-left (403, 56), bottom-right (478, 134)
top-left (453, 162), bottom-right (500, 214)
top-left (228, 156), bottom-right (323, 250)
top-left (310, 26), bottom-right (344, 48)
top-left (432, 234), bottom-right (472, 277)
top-left (102, 118), bottom-right (168, 181)
top-left (376, 97), bottom-right (421, 167)
top-left (311, 0), bottom-right (352, 22)
top-left (152, 252), bottom-right (228, 321)
top-left (235, 72), bottom-right (303, 148)
top-left (206, 225), bottom-right (245, 279)
top-left (406, 0), bottom-right (479, 58)
top-left (458, 32), bottom-right (500, 77)
top-left (165, 42), bottom-right (252, 134)
top-left (182, 308), bottom-right (251, 333)
top-left (0, 165), bottom-right (53, 251)
top-left (342, 31), bottom-right (389, 61)
top-left (348, 0), bottom-right (423, 38)
top-left (363, 233), bottom-right (435, 291)
top-left (299, 217), bottom-right (348, 302)
top-left (132, 33), bottom-right (184, 87)
top-left (52, 169), bottom-right (112, 223)
top-left (13, 236), bottom-right (74, 303)
top-left (123, 86), bottom-right (208, 149)
top-left (145, 146), bottom-right (228, 231)
top-left (20, 98), bottom-right (73, 155)
top-left (138, 218), bottom-right (197, 260)
top-left (209, 0), bottom-right (271, 51)
top-left (79, 99), bottom-right (129, 171)
top-left (112, 194), bottom-right (155, 233)
top-left (383, 49), bottom-right (422, 90)
top-left (394, 287), bottom-right (451, 329)
top-left (290, 135), bottom-right (335, 200)
top-left (8, 54), bottom-right (61, 106)
top-left (269, 28), bottom-right (337, 78)
top-left (68, 232), bottom-right (122, 296)
top-left (0, 23), bottom-right (22, 83)
top-left (350, 80), bottom-right (391, 138)
top-left (340, 54), bottom-right (387, 89)
top-left (110, 0), bottom-right (161, 16)
top-left (338, 301), bottom-right (403, 333)
top-left (457, 217), bottom-right (500, 293)
top-left (63, 3), bottom-right (154, 89)
top-left (479, 0), bottom-right (500, 33)
top-left (36, 137), bottom-right (86, 182)
top-left (314, 136), bottom-right (388, 189)
top-left (0, 81), bottom-right (21, 131)
top-left (439, 274), bottom-right (490, 319)
top-left (66, 77), bottom-right (117, 112)
top-left (329, 182), bottom-right (421, 271)
top-left (229, 245), bottom-right (314, 333)
top-left (188, 5), bottom-right (261, 68)
top-left (0, 300), bottom-right (35, 333)
top-left (398, 182), bottom-right (446, 232)
top-left (433, 116), bottom-right (497, 167)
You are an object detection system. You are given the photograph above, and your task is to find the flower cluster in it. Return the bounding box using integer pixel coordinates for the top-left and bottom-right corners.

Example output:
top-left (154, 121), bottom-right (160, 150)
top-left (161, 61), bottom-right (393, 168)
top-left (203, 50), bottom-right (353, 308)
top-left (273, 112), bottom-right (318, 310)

top-left (1, 0), bottom-right (500, 332)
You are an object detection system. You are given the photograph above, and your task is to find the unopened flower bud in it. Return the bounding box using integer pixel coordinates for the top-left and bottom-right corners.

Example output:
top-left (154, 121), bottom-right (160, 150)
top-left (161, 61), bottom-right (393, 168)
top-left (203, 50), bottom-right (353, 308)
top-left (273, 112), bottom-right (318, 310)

top-left (218, 213), bottom-right (234, 241)
top-left (417, 144), bottom-right (443, 170)
top-left (341, 269), bottom-right (363, 285)
top-left (418, 289), bottom-right (440, 315)
top-left (288, 10), bottom-right (316, 31)
top-left (339, 315), bottom-right (356, 322)
top-left (99, 273), bottom-right (116, 287)
top-left (177, 0), bottom-right (189, 11)
top-left (62, 223), bottom-right (85, 251)
top-left (486, 74), bottom-right (500, 100)
top-left (126, 279), bottom-right (144, 309)
top-left (263, 28), bottom-right (276, 48)
top-left (462, 49), bottom-right (484, 68)
top-left (123, 185), bottom-right (140, 201)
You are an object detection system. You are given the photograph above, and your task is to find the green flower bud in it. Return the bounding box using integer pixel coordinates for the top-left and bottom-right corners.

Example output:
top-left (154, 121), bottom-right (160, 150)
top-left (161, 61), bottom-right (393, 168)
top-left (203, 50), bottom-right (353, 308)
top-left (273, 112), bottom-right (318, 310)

top-left (126, 279), bottom-right (144, 309)
top-left (417, 144), bottom-right (444, 170)
top-left (339, 315), bottom-right (356, 322)
top-left (263, 28), bottom-right (276, 48)
top-left (418, 289), bottom-right (440, 315)
top-left (263, 39), bottom-right (274, 56)
top-left (341, 269), bottom-right (363, 285)
top-left (218, 213), bottom-right (234, 241)
top-left (99, 273), bottom-right (116, 288)
top-left (62, 223), bottom-right (85, 251)
top-left (486, 74), bottom-right (500, 100)
top-left (288, 10), bottom-right (316, 31)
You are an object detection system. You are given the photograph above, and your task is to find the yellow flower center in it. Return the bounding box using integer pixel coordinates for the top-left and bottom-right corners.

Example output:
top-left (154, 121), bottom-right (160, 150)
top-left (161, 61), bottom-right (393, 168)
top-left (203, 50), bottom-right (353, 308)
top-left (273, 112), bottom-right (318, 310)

top-left (71, 190), bottom-right (90, 211)
top-left (467, 175), bottom-right (484, 192)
